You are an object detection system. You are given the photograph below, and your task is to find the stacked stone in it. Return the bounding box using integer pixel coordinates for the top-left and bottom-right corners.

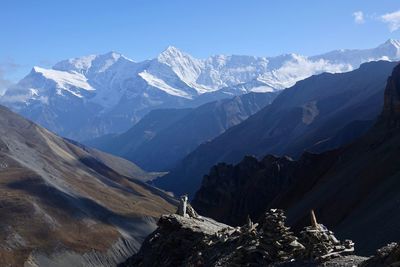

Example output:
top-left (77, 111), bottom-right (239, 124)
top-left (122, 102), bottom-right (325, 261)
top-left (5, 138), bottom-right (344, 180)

top-left (257, 209), bottom-right (305, 262)
top-left (299, 212), bottom-right (354, 261)
top-left (186, 203), bottom-right (199, 218)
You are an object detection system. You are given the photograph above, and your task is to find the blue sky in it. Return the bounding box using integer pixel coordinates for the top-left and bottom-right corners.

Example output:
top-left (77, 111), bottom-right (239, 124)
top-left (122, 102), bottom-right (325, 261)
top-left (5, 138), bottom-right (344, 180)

top-left (1, 0), bottom-right (400, 83)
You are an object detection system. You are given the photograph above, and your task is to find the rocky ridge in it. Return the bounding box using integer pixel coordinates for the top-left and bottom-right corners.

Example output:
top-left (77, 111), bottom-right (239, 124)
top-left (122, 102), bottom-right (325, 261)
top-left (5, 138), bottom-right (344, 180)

top-left (120, 209), bottom-right (364, 267)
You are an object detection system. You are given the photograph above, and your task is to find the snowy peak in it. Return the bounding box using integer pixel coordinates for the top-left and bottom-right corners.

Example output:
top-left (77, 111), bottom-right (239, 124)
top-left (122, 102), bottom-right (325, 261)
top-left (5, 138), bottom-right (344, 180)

top-left (158, 46), bottom-right (187, 59)
top-left (31, 66), bottom-right (94, 92)
top-left (381, 39), bottom-right (400, 49)
top-left (53, 54), bottom-right (97, 73)
top-left (3, 39), bottom-right (400, 141)
top-left (157, 46), bottom-right (200, 67)
top-left (157, 46), bottom-right (205, 91)
top-left (376, 39), bottom-right (400, 58)
top-left (53, 51), bottom-right (131, 74)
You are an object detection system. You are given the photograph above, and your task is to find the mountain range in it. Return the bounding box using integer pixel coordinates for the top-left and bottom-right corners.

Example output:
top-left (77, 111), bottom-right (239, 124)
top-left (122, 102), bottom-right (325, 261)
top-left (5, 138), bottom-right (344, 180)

top-left (2, 40), bottom-right (400, 141)
top-left (85, 92), bottom-right (277, 171)
top-left (192, 61), bottom-right (400, 255)
top-left (155, 60), bottom-right (398, 197)
top-left (0, 105), bottom-right (177, 266)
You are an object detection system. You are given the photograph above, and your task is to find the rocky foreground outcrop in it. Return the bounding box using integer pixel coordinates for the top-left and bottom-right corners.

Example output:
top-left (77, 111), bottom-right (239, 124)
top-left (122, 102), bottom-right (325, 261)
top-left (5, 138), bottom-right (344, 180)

top-left (120, 209), bottom-right (368, 267)
top-left (361, 242), bottom-right (400, 267)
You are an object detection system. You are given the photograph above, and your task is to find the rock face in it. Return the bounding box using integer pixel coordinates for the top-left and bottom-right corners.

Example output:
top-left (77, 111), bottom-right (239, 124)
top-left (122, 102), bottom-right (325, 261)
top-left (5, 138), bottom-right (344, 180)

top-left (192, 63), bottom-right (400, 255)
top-left (120, 209), bottom-right (364, 267)
top-left (157, 61), bottom-right (397, 198)
top-left (192, 153), bottom-right (338, 226)
top-left (381, 60), bottom-right (400, 125)
top-left (361, 243), bottom-right (400, 267)
top-left (119, 214), bottom-right (231, 267)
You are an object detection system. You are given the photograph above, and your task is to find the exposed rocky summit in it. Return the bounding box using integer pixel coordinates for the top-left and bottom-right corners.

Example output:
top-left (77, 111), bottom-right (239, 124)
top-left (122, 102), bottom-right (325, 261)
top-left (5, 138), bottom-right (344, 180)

top-left (120, 209), bottom-right (364, 267)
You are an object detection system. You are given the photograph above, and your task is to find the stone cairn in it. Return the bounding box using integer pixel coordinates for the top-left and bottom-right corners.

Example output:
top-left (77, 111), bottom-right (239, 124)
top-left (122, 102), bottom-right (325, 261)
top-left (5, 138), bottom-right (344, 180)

top-left (299, 210), bottom-right (354, 261)
top-left (211, 209), bottom-right (305, 265)
top-left (258, 209), bottom-right (305, 262)
top-left (174, 203), bottom-right (355, 265)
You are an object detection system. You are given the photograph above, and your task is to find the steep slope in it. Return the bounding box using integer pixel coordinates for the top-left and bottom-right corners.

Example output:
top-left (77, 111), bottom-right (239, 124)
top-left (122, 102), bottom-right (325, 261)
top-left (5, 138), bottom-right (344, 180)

top-left (2, 40), bottom-right (400, 141)
top-left (193, 63), bottom-right (400, 254)
top-left (157, 61), bottom-right (397, 197)
top-left (83, 108), bottom-right (192, 170)
top-left (86, 92), bottom-right (277, 171)
top-left (0, 105), bottom-right (177, 266)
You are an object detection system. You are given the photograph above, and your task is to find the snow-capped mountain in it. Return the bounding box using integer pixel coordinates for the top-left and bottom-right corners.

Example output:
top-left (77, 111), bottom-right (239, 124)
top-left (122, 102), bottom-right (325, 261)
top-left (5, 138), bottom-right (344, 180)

top-left (2, 39), bottom-right (400, 141)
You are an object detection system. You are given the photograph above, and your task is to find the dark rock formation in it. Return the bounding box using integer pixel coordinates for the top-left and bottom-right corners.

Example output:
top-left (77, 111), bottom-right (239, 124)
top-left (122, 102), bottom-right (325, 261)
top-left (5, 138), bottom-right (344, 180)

top-left (361, 243), bottom-right (400, 267)
top-left (192, 153), bottom-right (338, 226)
top-left (120, 209), bottom-right (364, 267)
top-left (118, 214), bottom-right (231, 267)
top-left (381, 60), bottom-right (400, 126)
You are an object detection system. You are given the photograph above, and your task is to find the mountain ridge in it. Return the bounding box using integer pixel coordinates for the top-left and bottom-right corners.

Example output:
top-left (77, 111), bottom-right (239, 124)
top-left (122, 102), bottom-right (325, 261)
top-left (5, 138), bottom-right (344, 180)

top-left (85, 92), bottom-right (277, 171)
top-left (2, 40), bottom-right (400, 141)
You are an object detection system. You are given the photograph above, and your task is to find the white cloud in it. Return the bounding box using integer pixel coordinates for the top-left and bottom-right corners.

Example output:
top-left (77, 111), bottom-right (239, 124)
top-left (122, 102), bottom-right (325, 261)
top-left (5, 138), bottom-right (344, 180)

top-left (258, 55), bottom-right (352, 90)
top-left (381, 10), bottom-right (400, 32)
top-left (353, 11), bottom-right (365, 24)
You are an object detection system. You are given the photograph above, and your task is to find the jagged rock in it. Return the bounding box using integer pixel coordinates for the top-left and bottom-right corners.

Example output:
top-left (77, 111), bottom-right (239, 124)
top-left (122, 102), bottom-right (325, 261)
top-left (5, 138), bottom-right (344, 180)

top-left (299, 210), bottom-right (354, 261)
top-left (360, 242), bottom-right (400, 267)
top-left (118, 214), bottom-right (231, 267)
top-left (300, 225), bottom-right (354, 261)
top-left (120, 208), bottom-right (362, 267)
top-left (192, 155), bottom-right (301, 226)
top-left (186, 203), bottom-right (199, 218)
